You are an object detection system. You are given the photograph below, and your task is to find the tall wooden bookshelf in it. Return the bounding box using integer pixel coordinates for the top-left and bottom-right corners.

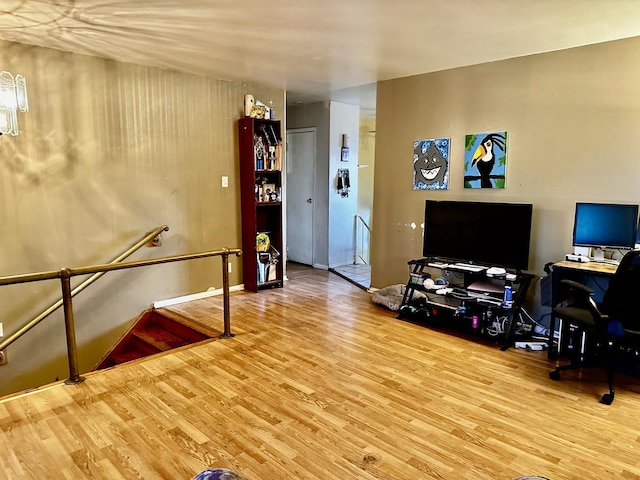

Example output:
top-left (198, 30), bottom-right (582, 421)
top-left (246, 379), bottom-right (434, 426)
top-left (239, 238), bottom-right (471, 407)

top-left (238, 117), bottom-right (283, 292)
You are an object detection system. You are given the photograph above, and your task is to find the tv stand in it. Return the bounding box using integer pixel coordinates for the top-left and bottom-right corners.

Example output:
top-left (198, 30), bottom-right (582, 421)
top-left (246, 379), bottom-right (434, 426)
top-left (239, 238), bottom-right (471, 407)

top-left (398, 258), bottom-right (534, 350)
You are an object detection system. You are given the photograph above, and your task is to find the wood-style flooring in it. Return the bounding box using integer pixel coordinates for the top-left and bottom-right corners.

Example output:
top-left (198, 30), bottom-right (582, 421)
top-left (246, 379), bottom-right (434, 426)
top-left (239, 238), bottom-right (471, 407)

top-left (2, 263), bottom-right (640, 479)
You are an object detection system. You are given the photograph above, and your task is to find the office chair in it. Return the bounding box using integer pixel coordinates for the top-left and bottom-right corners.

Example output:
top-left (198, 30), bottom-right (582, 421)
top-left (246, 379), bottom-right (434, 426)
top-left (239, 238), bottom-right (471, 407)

top-left (549, 249), bottom-right (640, 405)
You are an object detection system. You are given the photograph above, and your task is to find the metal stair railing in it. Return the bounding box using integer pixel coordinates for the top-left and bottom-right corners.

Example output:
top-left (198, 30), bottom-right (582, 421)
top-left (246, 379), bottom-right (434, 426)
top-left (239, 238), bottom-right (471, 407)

top-left (355, 215), bottom-right (371, 265)
top-left (0, 225), bottom-right (242, 385)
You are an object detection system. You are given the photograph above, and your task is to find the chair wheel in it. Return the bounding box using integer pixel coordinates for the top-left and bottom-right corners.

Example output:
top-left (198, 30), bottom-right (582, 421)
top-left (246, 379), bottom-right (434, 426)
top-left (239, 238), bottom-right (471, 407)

top-left (549, 370), bottom-right (560, 381)
top-left (601, 392), bottom-right (614, 405)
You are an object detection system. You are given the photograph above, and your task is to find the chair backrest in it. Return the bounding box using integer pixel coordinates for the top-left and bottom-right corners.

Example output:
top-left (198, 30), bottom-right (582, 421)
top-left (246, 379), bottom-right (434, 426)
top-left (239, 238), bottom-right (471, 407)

top-left (602, 250), bottom-right (640, 328)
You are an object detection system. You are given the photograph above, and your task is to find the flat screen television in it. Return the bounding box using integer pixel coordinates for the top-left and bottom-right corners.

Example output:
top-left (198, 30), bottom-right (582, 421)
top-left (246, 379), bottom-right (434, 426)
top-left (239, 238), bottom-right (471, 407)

top-left (572, 202), bottom-right (638, 259)
top-left (423, 200), bottom-right (533, 271)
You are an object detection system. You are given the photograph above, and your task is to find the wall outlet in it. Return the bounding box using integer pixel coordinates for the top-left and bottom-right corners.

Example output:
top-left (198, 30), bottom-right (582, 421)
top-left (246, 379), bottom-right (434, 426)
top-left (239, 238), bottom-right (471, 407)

top-left (222, 176), bottom-right (229, 188)
top-left (0, 322), bottom-right (3, 337)
top-left (228, 262), bottom-right (232, 273)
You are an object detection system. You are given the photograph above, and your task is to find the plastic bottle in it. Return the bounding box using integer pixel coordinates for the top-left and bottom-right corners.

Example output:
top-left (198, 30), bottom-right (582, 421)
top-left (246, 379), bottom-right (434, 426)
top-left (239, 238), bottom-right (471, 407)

top-left (503, 284), bottom-right (513, 308)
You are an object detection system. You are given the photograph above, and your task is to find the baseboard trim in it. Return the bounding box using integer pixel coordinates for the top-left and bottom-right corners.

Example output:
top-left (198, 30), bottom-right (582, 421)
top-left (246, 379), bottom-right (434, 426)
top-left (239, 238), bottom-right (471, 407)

top-left (153, 284), bottom-right (245, 309)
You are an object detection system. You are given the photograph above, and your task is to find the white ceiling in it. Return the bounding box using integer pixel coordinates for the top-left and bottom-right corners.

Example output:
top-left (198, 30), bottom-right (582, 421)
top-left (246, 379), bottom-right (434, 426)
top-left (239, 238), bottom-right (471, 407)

top-left (3, 1), bottom-right (640, 111)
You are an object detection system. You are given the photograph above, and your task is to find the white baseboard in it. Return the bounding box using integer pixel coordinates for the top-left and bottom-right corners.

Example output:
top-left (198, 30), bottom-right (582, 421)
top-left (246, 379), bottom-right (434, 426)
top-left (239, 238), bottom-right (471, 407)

top-left (313, 263), bottom-right (329, 270)
top-left (153, 284), bottom-right (245, 309)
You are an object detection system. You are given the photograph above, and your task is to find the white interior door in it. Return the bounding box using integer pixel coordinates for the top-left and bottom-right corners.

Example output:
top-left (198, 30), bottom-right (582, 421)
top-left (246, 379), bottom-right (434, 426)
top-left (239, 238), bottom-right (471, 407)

top-left (286, 128), bottom-right (315, 265)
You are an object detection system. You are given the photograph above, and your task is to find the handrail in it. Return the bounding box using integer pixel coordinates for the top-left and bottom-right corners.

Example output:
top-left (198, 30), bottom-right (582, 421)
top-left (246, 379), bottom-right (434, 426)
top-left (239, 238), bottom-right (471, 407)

top-left (0, 225), bottom-right (169, 347)
top-left (356, 215), bottom-right (371, 233)
top-left (355, 215), bottom-right (371, 265)
top-left (0, 231), bottom-right (242, 385)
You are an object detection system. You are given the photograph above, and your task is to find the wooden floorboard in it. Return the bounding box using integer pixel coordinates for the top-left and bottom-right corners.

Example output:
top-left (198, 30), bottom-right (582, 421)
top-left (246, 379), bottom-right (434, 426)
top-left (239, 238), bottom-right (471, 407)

top-left (2, 263), bottom-right (640, 479)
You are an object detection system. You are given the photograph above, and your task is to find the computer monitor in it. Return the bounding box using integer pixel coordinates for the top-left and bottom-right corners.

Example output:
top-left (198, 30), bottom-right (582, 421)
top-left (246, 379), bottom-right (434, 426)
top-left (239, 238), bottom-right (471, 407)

top-left (423, 200), bottom-right (533, 271)
top-left (572, 202), bottom-right (639, 261)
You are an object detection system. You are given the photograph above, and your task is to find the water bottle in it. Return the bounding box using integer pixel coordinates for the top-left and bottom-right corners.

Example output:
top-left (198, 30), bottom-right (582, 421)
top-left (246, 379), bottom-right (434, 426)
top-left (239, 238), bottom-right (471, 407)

top-left (503, 284), bottom-right (513, 308)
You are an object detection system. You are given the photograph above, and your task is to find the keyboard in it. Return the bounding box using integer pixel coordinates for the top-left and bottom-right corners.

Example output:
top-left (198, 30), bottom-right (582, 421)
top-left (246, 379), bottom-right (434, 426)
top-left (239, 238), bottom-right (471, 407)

top-left (452, 263), bottom-right (487, 272)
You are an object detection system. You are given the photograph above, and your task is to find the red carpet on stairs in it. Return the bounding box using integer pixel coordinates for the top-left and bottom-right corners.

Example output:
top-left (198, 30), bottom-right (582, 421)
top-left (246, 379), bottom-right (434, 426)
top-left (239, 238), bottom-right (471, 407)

top-left (94, 309), bottom-right (220, 370)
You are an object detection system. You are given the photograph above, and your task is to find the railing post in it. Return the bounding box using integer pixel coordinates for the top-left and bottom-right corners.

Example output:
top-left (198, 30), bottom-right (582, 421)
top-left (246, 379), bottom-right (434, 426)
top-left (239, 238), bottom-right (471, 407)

top-left (60, 268), bottom-right (85, 385)
top-left (220, 249), bottom-right (234, 338)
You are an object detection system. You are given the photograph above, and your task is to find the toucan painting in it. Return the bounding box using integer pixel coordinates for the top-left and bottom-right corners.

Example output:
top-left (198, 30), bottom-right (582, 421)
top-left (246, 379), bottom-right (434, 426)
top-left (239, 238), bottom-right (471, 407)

top-left (464, 131), bottom-right (507, 188)
top-left (413, 137), bottom-right (450, 190)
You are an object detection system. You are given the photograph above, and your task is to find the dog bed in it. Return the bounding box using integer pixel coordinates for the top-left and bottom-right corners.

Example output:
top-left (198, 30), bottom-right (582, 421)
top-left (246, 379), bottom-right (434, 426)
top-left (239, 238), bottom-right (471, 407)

top-left (372, 284), bottom-right (425, 311)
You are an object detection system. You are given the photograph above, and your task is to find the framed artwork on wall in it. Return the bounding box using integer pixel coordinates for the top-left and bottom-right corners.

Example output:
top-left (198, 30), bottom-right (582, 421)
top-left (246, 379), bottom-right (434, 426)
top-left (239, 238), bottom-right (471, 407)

top-left (464, 131), bottom-right (507, 189)
top-left (413, 137), bottom-right (450, 190)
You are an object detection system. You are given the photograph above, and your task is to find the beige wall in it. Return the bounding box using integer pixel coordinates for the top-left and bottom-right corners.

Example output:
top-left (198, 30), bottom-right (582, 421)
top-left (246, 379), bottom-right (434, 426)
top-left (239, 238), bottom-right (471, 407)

top-left (372, 37), bottom-right (640, 296)
top-left (0, 40), bottom-right (283, 396)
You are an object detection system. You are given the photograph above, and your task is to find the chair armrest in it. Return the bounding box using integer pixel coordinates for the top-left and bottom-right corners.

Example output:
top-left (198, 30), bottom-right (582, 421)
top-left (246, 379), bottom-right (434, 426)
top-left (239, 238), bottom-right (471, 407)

top-left (556, 279), bottom-right (605, 322)
top-left (559, 279), bottom-right (595, 296)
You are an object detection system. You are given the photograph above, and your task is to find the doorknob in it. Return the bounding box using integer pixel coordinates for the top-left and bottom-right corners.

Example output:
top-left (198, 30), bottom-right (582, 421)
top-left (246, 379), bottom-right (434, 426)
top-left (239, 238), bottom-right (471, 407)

top-left (306, 198), bottom-right (312, 203)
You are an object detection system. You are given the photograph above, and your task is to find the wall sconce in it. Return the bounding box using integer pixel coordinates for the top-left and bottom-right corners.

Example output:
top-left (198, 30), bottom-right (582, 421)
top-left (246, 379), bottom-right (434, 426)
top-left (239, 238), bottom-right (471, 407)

top-left (0, 71), bottom-right (28, 136)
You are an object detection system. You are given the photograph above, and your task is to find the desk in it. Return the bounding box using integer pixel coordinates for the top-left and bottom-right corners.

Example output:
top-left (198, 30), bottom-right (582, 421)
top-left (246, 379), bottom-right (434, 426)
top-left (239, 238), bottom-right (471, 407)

top-left (547, 260), bottom-right (618, 359)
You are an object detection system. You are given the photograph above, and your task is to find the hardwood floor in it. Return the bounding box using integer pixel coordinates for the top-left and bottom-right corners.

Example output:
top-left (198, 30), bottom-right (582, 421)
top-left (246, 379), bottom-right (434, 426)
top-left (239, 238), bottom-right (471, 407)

top-left (2, 263), bottom-right (640, 479)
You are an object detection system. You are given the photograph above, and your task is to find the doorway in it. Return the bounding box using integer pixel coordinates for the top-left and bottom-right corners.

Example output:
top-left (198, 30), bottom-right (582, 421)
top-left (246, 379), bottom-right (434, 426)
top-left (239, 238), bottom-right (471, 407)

top-left (286, 128), bottom-right (316, 265)
top-left (330, 116), bottom-right (375, 290)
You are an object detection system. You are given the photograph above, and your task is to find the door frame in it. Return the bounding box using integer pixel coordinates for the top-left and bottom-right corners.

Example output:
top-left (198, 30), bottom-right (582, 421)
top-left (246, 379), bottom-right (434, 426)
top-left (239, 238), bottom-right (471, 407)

top-left (285, 127), bottom-right (316, 267)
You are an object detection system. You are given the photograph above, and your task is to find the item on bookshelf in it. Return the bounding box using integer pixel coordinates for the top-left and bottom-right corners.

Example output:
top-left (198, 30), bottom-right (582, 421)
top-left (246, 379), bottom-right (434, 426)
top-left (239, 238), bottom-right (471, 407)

top-left (269, 124), bottom-right (282, 170)
top-left (255, 234), bottom-right (280, 284)
top-left (259, 123), bottom-right (282, 171)
top-left (244, 94), bottom-right (255, 117)
top-left (262, 183), bottom-right (276, 202)
top-left (250, 103), bottom-right (267, 119)
top-left (254, 135), bottom-right (266, 170)
top-left (256, 232), bottom-right (271, 252)
top-left (257, 252), bottom-right (277, 284)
